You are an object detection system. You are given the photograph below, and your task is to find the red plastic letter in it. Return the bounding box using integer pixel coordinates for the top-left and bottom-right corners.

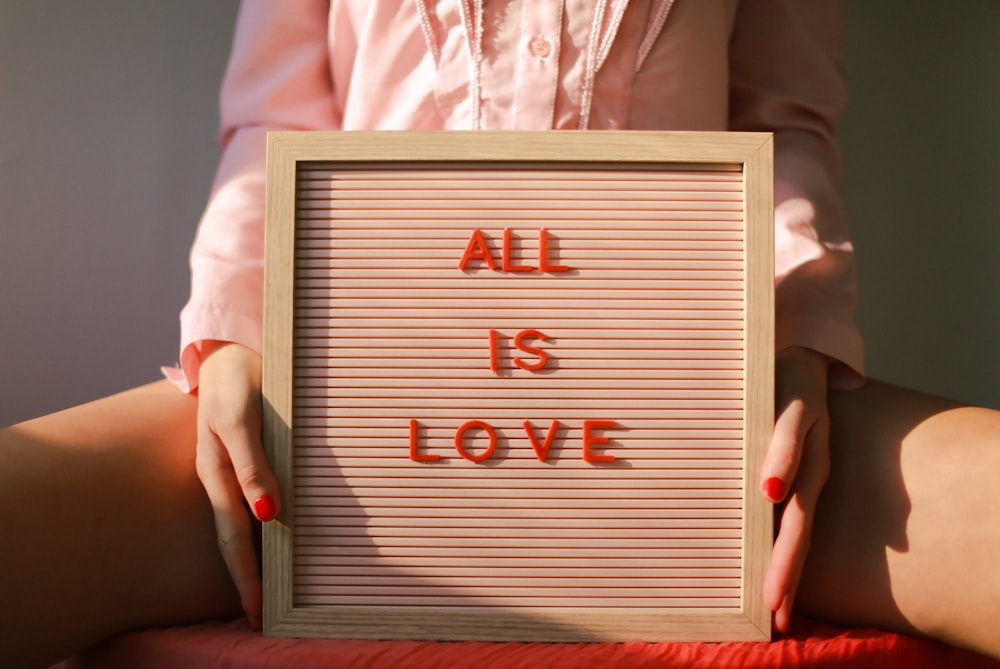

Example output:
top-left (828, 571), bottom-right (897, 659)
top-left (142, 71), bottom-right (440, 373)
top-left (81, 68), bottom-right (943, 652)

top-left (582, 419), bottom-right (618, 463)
top-left (538, 228), bottom-right (570, 273)
top-left (502, 228), bottom-right (534, 272)
top-left (488, 329), bottom-right (500, 374)
top-left (455, 420), bottom-right (497, 463)
top-left (409, 419), bottom-right (440, 462)
top-left (458, 228), bottom-right (496, 271)
top-left (513, 329), bottom-right (550, 372)
top-left (523, 419), bottom-right (561, 462)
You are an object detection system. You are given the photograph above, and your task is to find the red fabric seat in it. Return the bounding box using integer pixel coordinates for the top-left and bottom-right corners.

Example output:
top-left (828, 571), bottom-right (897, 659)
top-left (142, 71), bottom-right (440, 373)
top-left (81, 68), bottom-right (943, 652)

top-left (52, 616), bottom-right (1000, 669)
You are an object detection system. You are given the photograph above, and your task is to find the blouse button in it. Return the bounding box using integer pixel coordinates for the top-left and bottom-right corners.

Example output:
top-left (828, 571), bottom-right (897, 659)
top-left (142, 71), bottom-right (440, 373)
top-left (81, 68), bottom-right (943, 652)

top-left (528, 37), bottom-right (552, 58)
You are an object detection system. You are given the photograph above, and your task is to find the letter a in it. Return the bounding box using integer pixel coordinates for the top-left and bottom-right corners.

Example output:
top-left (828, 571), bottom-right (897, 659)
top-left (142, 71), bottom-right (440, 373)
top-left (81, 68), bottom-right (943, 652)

top-left (458, 228), bottom-right (496, 271)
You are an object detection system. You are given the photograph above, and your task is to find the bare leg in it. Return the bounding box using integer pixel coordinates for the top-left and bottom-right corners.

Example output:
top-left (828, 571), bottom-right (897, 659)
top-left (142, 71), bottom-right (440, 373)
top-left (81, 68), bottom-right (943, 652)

top-left (3, 379), bottom-right (998, 666)
top-left (799, 379), bottom-right (1000, 659)
top-left (0, 381), bottom-right (241, 669)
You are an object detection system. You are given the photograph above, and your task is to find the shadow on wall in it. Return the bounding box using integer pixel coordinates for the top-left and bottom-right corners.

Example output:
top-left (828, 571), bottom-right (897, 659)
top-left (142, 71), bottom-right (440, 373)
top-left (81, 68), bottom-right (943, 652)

top-left (838, 0), bottom-right (1000, 409)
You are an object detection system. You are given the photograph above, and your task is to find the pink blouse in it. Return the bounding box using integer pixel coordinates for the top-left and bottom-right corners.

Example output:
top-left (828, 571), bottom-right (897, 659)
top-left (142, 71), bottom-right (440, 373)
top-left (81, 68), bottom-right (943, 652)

top-left (168, 0), bottom-right (863, 392)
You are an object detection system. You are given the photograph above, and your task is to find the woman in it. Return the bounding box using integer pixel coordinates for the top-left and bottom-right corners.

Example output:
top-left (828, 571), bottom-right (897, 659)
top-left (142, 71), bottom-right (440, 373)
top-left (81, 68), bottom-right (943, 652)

top-left (1, 2), bottom-right (997, 667)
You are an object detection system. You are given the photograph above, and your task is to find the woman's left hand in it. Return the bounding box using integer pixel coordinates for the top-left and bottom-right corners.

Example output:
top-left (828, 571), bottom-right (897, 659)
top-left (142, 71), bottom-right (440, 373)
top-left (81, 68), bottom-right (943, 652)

top-left (760, 346), bottom-right (831, 632)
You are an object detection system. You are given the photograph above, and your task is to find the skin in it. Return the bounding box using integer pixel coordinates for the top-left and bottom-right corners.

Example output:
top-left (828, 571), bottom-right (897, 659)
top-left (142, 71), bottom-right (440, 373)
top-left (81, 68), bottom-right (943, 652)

top-left (799, 381), bottom-right (1000, 656)
top-left (194, 339), bottom-right (274, 630)
top-left (1, 359), bottom-right (998, 667)
top-left (761, 346), bottom-right (832, 632)
top-left (193, 342), bottom-right (833, 633)
top-left (0, 381), bottom-right (242, 669)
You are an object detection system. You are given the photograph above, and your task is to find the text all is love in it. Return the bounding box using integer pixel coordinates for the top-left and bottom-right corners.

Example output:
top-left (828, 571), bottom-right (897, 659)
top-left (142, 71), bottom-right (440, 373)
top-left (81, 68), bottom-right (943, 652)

top-left (406, 228), bottom-right (625, 466)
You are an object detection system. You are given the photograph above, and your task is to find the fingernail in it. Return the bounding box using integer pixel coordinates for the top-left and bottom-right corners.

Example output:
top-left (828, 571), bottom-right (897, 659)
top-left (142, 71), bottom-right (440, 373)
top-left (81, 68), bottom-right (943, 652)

top-left (253, 494), bottom-right (278, 522)
top-left (764, 477), bottom-right (786, 501)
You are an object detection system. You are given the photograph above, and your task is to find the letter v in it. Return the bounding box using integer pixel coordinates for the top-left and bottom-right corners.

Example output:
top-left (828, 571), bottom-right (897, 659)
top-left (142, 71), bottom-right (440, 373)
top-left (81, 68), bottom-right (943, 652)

top-left (523, 419), bottom-right (560, 462)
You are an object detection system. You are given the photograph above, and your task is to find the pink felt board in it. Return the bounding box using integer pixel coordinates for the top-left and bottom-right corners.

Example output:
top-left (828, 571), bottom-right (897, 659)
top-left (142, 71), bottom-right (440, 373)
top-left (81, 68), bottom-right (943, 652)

top-left (262, 131), bottom-right (774, 641)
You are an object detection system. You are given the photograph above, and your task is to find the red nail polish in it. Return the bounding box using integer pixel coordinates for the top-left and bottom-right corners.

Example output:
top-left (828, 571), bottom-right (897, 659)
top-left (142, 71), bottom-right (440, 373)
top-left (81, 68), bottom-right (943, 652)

top-left (253, 495), bottom-right (277, 522)
top-left (764, 477), bottom-right (786, 501)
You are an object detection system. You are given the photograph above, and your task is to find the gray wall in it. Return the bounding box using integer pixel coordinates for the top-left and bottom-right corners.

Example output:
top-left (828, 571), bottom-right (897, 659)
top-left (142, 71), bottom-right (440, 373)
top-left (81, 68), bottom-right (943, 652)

top-left (2, 1), bottom-right (998, 426)
top-left (0, 1), bottom-right (240, 424)
top-left (840, 1), bottom-right (1000, 409)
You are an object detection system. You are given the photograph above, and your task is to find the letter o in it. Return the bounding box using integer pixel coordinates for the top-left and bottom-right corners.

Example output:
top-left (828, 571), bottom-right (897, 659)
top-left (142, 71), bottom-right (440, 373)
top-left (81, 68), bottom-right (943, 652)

top-left (455, 420), bottom-right (497, 463)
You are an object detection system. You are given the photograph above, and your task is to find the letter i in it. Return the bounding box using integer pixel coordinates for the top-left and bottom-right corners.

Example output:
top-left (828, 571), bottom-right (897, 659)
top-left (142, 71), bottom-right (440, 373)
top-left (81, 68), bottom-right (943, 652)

top-left (488, 329), bottom-right (500, 374)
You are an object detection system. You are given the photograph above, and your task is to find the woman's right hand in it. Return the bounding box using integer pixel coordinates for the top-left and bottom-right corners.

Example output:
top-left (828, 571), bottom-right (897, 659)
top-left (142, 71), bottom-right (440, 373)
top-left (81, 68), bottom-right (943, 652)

top-left (194, 340), bottom-right (280, 631)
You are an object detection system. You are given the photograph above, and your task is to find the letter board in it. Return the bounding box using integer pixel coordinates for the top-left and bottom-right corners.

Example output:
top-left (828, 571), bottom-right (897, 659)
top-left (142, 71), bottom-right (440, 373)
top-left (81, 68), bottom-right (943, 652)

top-left (263, 130), bottom-right (774, 642)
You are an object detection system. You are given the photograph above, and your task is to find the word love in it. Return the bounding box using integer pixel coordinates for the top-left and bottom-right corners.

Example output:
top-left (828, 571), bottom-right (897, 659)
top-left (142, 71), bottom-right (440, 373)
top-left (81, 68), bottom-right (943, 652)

top-left (408, 419), bottom-right (622, 464)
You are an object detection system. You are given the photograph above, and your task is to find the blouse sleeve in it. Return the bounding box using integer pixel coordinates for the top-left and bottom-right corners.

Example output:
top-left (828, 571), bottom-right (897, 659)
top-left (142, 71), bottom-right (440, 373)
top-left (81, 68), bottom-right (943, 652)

top-left (728, 0), bottom-right (864, 388)
top-left (168, 0), bottom-right (339, 392)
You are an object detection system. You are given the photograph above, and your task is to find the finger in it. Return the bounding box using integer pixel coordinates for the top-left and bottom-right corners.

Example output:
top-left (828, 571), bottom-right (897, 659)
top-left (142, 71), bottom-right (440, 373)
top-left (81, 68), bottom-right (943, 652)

top-left (218, 408), bottom-right (281, 523)
top-left (201, 342), bottom-right (281, 522)
top-left (769, 499), bottom-right (808, 633)
top-left (761, 348), bottom-right (829, 502)
top-left (195, 430), bottom-right (264, 629)
top-left (764, 418), bottom-right (830, 630)
top-left (759, 398), bottom-right (808, 502)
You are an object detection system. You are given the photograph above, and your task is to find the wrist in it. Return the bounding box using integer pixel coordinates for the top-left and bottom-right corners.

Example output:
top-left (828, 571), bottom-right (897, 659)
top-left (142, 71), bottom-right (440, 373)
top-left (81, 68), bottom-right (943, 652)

top-left (776, 346), bottom-right (830, 390)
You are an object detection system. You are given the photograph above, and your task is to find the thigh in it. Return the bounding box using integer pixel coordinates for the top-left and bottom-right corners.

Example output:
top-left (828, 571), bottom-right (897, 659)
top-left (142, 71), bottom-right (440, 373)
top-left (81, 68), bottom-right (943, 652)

top-left (0, 380), bottom-right (241, 669)
top-left (798, 379), bottom-right (1000, 658)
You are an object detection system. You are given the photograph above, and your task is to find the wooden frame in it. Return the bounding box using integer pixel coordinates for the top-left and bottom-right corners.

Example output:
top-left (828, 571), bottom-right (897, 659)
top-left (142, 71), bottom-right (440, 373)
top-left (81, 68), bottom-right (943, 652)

top-left (263, 130), bottom-right (773, 642)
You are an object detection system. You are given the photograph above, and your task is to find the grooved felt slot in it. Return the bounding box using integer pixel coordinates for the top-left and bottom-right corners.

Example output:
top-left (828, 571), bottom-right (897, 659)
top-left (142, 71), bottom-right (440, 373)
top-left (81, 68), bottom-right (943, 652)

top-left (263, 130), bottom-right (773, 642)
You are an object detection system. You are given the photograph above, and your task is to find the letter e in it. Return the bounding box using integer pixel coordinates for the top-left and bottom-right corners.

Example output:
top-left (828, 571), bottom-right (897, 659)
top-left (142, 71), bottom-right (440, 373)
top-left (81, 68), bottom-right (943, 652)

top-left (582, 419), bottom-right (618, 463)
